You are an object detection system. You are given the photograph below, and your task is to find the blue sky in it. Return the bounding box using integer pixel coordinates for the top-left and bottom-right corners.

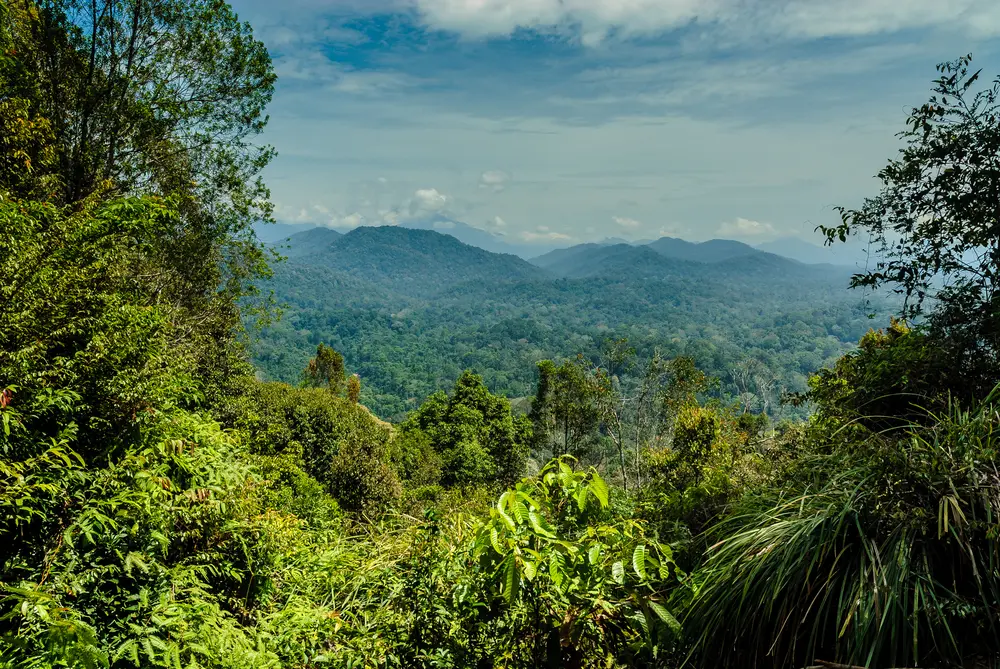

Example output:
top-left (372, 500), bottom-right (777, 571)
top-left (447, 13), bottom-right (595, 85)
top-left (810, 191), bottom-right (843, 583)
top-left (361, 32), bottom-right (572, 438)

top-left (230, 0), bottom-right (1000, 247)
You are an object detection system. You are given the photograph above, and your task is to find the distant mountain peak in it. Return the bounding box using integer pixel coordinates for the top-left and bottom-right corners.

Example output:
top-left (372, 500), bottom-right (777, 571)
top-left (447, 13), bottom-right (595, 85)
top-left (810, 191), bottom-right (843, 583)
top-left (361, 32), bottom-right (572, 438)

top-left (272, 226), bottom-right (342, 258)
top-left (284, 224), bottom-right (546, 298)
top-left (645, 236), bottom-right (760, 263)
top-left (400, 216), bottom-right (569, 258)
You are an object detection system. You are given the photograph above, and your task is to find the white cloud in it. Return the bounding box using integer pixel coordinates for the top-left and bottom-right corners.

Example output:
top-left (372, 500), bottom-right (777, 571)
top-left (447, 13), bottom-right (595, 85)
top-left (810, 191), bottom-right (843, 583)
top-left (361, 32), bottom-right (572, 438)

top-left (481, 215), bottom-right (508, 235)
top-left (520, 226), bottom-right (572, 242)
top-left (613, 215), bottom-right (642, 229)
top-left (717, 217), bottom-right (777, 238)
top-left (409, 188), bottom-right (450, 216)
top-left (432, 219), bottom-right (456, 229)
top-left (410, 0), bottom-right (1000, 41)
top-left (479, 170), bottom-right (511, 192)
top-left (274, 202), bottom-right (367, 229)
top-left (336, 212), bottom-right (366, 228)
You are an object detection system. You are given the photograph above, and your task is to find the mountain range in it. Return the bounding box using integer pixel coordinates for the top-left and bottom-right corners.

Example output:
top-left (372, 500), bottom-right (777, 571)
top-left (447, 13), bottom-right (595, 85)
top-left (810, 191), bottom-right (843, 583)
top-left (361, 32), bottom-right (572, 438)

top-left (259, 220), bottom-right (866, 267)
top-left (252, 224), bottom-right (888, 419)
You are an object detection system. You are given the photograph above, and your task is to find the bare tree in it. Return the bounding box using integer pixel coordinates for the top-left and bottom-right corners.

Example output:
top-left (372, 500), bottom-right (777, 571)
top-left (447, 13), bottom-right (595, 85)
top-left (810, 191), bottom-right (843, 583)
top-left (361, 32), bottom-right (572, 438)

top-left (597, 341), bottom-right (709, 491)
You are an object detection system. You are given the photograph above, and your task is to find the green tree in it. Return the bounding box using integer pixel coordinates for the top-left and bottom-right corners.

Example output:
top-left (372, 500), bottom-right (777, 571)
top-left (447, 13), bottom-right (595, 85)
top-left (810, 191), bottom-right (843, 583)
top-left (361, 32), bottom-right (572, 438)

top-left (347, 373), bottom-right (362, 403)
top-left (794, 318), bottom-right (959, 434)
top-left (5, 0), bottom-right (275, 207)
top-left (2, 0), bottom-right (278, 393)
top-left (530, 357), bottom-right (602, 461)
top-left (598, 345), bottom-right (712, 492)
top-left (822, 55), bottom-right (1000, 393)
top-left (396, 371), bottom-right (531, 488)
top-left (302, 343), bottom-right (347, 394)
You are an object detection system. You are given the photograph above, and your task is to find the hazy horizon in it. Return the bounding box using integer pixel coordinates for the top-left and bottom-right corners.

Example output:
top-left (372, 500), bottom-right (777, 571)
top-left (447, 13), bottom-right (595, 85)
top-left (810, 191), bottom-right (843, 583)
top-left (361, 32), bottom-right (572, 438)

top-left (231, 0), bottom-right (1000, 249)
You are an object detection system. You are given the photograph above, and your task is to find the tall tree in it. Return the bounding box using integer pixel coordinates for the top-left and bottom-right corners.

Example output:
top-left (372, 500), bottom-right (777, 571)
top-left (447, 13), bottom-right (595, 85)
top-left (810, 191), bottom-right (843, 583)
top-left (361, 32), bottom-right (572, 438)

top-left (529, 357), bottom-right (602, 462)
top-left (2, 0), bottom-right (278, 389)
top-left (821, 55), bottom-right (1000, 392)
top-left (6, 0), bottom-right (275, 207)
top-left (597, 344), bottom-right (711, 491)
top-left (395, 371), bottom-right (531, 488)
top-left (302, 343), bottom-right (346, 394)
top-left (347, 373), bottom-right (361, 404)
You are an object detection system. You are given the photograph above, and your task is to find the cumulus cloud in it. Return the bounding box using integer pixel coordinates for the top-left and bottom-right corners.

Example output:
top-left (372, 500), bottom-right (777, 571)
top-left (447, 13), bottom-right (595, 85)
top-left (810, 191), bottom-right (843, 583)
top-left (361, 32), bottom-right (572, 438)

top-left (717, 217), bottom-right (777, 238)
top-left (336, 212), bottom-right (366, 228)
top-left (274, 202), bottom-right (367, 229)
top-left (410, 0), bottom-right (1000, 41)
top-left (483, 215), bottom-right (508, 236)
top-left (479, 170), bottom-right (511, 192)
top-left (520, 226), bottom-right (572, 242)
top-left (409, 188), bottom-right (450, 216)
top-left (613, 216), bottom-right (642, 229)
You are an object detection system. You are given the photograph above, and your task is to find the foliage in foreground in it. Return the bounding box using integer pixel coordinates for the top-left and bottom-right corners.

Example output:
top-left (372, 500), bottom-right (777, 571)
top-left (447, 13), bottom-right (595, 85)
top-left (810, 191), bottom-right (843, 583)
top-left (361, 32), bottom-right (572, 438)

top-left (687, 393), bottom-right (1000, 668)
top-left (6, 1), bottom-right (1000, 665)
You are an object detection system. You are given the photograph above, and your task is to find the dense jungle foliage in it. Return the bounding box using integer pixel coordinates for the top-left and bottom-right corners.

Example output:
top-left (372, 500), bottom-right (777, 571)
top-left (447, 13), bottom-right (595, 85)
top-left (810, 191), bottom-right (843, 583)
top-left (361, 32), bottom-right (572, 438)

top-left (252, 226), bottom-right (887, 420)
top-left (3, 1), bottom-right (1000, 667)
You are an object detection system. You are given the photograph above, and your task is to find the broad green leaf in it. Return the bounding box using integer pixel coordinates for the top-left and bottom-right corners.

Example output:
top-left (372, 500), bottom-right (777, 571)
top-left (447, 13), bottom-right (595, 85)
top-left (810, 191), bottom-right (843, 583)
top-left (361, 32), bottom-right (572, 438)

top-left (587, 473), bottom-right (609, 508)
top-left (637, 609), bottom-right (651, 641)
top-left (528, 510), bottom-right (557, 538)
top-left (649, 601), bottom-right (682, 636)
top-left (515, 491), bottom-right (540, 509)
top-left (549, 551), bottom-right (565, 589)
top-left (512, 500), bottom-right (529, 523)
top-left (633, 544), bottom-right (648, 579)
top-left (504, 555), bottom-right (519, 604)
top-left (496, 503), bottom-right (516, 532)
top-left (612, 560), bottom-right (625, 584)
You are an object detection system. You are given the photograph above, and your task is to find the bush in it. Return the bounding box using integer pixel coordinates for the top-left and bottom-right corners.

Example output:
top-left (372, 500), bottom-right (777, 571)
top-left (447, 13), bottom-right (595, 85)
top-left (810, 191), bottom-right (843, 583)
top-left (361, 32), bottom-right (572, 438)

top-left (394, 371), bottom-right (531, 489)
top-left (800, 319), bottom-right (961, 435)
top-left (686, 393), bottom-right (1000, 669)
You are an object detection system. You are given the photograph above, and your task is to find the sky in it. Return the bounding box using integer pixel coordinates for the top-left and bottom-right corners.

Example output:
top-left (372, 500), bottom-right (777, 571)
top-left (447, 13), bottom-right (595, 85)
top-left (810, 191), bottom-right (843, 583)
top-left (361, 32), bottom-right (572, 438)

top-left (230, 0), bottom-right (1000, 247)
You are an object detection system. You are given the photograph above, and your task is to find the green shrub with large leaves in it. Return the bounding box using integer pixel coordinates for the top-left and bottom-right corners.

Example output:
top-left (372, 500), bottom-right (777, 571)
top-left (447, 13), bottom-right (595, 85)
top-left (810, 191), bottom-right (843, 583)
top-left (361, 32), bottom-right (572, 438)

top-left (475, 458), bottom-right (686, 668)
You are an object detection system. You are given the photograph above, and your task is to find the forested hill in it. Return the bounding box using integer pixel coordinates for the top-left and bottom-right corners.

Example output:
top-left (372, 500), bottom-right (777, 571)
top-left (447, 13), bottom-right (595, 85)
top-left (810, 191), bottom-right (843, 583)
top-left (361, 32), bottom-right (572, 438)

top-left (528, 241), bottom-right (837, 281)
top-left (646, 236), bottom-right (767, 263)
top-left (280, 225), bottom-right (546, 297)
top-left (7, 2), bottom-right (1000, 665)
top-left (273, 226), bottom-right (342, 257)
top-left (253, 224), bottom-right (886, 418)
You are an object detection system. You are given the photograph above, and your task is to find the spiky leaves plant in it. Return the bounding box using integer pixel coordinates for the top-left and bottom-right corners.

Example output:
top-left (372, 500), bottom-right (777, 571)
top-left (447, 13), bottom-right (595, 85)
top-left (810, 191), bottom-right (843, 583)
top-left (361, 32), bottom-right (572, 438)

top-left (686, 394), bottom-right (1000, 668)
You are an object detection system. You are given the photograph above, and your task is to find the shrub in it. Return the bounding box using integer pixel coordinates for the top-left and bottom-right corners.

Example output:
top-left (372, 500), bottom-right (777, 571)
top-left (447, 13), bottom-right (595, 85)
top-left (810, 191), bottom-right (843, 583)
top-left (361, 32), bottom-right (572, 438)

top-left (686, 392), bottom-right (1000, 668)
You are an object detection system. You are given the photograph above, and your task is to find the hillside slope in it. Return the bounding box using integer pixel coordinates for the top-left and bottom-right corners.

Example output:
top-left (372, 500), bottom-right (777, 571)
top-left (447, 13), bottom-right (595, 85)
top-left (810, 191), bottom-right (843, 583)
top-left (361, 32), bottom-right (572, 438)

top-left (273, 226), bottom-right (342, 257)
top-left (256, 227), bottom-right (884, 418)
top-left (291, 225), bottom-right (548, 297)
